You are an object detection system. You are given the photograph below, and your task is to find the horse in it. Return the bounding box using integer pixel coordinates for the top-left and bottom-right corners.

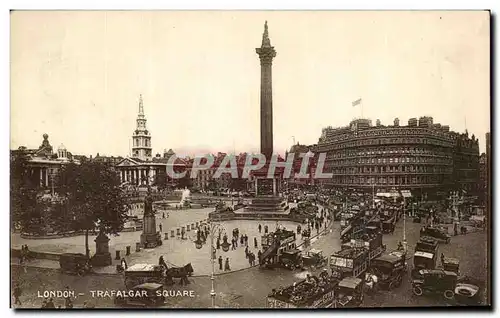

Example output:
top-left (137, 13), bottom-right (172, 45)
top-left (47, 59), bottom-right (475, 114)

top-left (364, 272), bottom-right (378, 294)
top-left (165, 263), bottom-right (194, 286)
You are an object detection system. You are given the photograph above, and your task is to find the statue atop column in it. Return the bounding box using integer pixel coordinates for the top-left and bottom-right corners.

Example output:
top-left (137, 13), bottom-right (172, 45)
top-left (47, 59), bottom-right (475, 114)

top-left (144, 186), bottom-right (154, 216)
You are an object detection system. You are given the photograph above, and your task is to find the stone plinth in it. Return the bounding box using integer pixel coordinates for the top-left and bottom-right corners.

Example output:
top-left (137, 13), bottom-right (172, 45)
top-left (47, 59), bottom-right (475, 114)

top-left (92, 232), bottom-right (112, 266)
top-left (140, 213), bottom-right (161, 248)
top-left (245, 167), bottom-right (287, 213)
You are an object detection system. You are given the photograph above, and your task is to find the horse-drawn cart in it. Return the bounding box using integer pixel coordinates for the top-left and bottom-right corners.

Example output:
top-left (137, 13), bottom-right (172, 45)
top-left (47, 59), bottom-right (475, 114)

top-left (124, 262), bottom-right (194, 289)
top-left (124, 264), bottom-right (164, 289)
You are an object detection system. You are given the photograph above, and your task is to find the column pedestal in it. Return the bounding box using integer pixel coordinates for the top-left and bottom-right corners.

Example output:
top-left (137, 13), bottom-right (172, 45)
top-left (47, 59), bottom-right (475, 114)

top-left (140, 214), bottom-right (161, 248)
top-left (92, 232), bottom-right (112, 266)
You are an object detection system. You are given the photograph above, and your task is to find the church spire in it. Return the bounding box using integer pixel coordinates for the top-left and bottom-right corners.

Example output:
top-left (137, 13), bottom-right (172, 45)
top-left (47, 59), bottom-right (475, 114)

top-left (261, 21), bottom-right (272, 48)
top-left (138, 94), bottom-right (144, 117)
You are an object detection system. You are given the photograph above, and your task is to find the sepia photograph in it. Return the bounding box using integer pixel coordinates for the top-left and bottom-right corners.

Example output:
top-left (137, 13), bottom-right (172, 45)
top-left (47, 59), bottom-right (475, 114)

top-left (9, 10), bottom-right (491, 309)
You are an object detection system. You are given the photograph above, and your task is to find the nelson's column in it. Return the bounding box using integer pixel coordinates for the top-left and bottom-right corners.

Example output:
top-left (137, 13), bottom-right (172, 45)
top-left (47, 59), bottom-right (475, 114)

top-left (256, 21), bottom-right (276, 159)
top-left (245, 21), bottom-right (287, 213)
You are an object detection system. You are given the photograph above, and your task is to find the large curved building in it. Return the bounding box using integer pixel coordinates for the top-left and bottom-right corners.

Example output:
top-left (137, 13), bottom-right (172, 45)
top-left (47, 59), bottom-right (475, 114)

top-left (312, 117), bottom-right (479, 196)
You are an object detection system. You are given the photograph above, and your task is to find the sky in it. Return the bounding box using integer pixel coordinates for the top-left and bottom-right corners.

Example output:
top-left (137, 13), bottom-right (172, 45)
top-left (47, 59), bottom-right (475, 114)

top-left (10, 11), bottom-right (490, 157)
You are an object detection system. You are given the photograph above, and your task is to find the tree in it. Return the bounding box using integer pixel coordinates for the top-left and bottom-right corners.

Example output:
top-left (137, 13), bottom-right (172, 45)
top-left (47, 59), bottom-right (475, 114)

top-left (177, 173), bottom-right (193, 189)
top-left (229, 177), bottom-right (247, 192)
top-left (56, 162), bottom-right (130, 258)
top-left (154, 169), bottom-right (168, 191)
top-left (10, 151), bottom-right (49, 234)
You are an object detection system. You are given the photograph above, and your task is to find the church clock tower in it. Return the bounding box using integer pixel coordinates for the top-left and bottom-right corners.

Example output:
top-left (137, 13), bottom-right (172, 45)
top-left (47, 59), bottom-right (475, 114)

top-left (131, 94), bottom-right (152, 161)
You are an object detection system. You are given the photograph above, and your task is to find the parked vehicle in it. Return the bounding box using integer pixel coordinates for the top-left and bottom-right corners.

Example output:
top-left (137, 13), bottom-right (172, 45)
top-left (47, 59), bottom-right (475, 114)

top-left (302, 249), bottom-right (327, 268)
top-left (59, 253), bottom-right (92, 276)
top-left (280, 249), bottom-right (304, 270)
top-left (370, 250), bottom-right (407, 290)
top-left (114, 283), bottom-right (165, 307)
top-left (420, 226), bottom-right (451, 244)
top-left (442, 257), bottom-right (460, 275)
top-left (412, 269), bottom-right (458, 300)
top-left (454, 276), bottom-right (483, 305)
top-left (336, 277), bottom-right (364, 308)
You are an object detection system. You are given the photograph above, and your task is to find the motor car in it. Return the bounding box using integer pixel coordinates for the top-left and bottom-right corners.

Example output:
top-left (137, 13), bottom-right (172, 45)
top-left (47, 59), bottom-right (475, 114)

top-left (336, 277), bottom-right (364, 308)
top-left (420, 226), bottom-right (451, 244)
top-left (412, 269), bottom-right (457, 300)
top-left (302, 249), bottom-right (327, 268)
top-left (370, 251), bottom-right (407, 290)
top-left (454, 276), bottom-right (483, 305)
top-left (280, 249), bottom-right (303, 270)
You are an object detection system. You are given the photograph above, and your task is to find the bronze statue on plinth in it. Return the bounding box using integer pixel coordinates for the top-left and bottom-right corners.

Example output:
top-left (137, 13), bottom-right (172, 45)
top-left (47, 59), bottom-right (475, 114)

top-left (140, 187), bottom-right (162, 248)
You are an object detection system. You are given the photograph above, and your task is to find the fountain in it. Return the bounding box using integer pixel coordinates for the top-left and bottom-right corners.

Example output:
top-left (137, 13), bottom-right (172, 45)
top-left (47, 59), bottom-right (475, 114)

top-left (179, 188), bottom-right (191, 208)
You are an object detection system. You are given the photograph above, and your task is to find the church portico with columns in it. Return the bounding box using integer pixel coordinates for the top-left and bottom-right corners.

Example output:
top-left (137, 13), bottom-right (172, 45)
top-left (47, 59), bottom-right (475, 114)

top-left (116, 157), bottom-right (164, 186)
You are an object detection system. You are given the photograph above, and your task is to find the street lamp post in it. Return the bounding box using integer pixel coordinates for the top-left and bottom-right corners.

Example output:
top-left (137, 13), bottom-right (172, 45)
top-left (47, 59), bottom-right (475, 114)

top-left (209, 221), bottom-right (216, 308)
top-left (403, 196), bottom-right (407, 252)
top-left (195, 220), bottom-right (222, 309)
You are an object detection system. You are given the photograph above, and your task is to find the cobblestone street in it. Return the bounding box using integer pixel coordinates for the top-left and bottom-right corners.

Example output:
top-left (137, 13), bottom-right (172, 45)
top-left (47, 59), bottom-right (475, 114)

top-left (11, 217), bottom-right (488, 308)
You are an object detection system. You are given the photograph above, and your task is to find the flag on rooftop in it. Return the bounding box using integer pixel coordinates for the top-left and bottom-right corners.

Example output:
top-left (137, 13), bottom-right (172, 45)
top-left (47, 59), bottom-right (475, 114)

top-left (352, 98), bottom-right (362, 107)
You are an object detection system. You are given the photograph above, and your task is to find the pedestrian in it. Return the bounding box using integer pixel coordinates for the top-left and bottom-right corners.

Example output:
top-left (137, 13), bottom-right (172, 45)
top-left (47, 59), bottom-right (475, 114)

top-left (231, 238), bottom-right (236, 250)
top-left (258, 224), bottom-right (262, 233)
top-left (245, 235), bottom-right (249, 246)
top-left (121, 257), bottom-right (128, 271)
top-left (162, 212), bottom-right (165, 219)
top-left (264, 225), bottom-right (268, 234)
top-left (224, 257), bottom-right (231, 271)
top-left (257, 250), bottom-right (262, 263)
top-left (216, 238), bottom-right (221, 250)
top-left (159, 224), bottom-right (163, 233)
top-left (13, 283), bottom-right (21, 306)
top-left (254, 237), bottom-right (258, 248)
top-left (245, 246), bottom-right (249, 258)
top-left (240, 235), bottom-right (244, 245)
top-left (218, 256), bottom-right (223, 270)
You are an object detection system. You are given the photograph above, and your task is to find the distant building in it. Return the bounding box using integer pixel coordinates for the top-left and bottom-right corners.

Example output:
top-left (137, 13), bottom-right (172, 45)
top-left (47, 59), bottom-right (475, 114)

top-left (486, 132), bottom-right (491, 216)
top-left (11, 134), bottom-right (80, 188)
top-left (91, 153), bottom-right (124, 166)
top-left (479, 153), bottom-right (487, 203)
top-left (286, 143), bottom-right (317, 187)
top-left (311, 117), bottom-right (480, 198)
